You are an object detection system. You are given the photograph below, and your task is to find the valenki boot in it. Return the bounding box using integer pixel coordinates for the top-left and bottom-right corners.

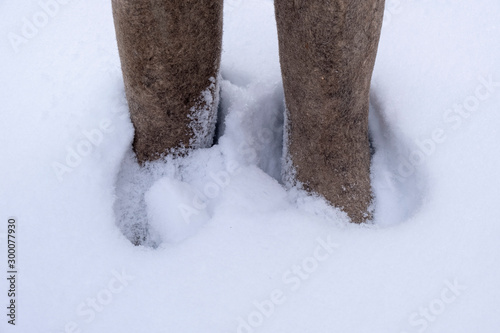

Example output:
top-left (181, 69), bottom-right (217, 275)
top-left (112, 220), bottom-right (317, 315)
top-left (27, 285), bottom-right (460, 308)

top-left (275, 0), bottom-right (385, 222)
top-left (112, 0), bottom-right (223, 163)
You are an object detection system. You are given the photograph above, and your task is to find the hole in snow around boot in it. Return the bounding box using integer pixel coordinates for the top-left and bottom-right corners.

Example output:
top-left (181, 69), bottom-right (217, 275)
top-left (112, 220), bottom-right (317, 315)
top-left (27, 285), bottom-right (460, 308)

top-left (113, 145), bottom-right (229, 247)
top-left (113, 151), bottom-right (162, 248)
top-left (369, 90), bottom-right (427, 227)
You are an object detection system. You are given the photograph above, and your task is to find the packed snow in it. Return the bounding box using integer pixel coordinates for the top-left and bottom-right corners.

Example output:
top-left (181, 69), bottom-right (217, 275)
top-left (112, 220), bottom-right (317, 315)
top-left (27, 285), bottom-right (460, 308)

top-left (1, 0), bottom-right (500, 332)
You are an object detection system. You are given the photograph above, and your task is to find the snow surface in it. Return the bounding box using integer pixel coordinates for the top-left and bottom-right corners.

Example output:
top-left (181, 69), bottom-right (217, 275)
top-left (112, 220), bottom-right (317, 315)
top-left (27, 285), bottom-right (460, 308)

top-left (1, 0), bottom-right (500, 332)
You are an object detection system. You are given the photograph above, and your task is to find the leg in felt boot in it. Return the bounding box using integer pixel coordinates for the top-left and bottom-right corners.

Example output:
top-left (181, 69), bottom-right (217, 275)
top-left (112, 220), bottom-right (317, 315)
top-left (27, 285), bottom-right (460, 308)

top-left (275, 0), bottom-right (385, 223)
top-left (112, 0), bottom-right (223, 163)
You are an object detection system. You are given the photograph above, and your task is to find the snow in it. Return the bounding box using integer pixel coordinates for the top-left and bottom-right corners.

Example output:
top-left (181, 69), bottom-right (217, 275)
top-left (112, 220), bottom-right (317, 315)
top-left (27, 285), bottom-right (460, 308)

top-left (145, 176), bottom-right (211, 244)
top-left (1, 0), bottom-right (500, 332)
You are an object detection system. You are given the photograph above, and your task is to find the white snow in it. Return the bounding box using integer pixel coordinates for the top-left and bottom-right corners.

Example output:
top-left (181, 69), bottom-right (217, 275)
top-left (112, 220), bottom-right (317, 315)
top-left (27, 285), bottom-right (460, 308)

top-left (1, 0), bottom-right (500, 332)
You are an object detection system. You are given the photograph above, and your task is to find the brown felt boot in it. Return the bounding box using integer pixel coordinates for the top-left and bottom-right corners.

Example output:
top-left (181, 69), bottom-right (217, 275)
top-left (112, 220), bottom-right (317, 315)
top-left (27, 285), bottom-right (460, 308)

top-left (275, 0), bottom-right (385, 223)
top-left (112, 0), bottom-right (223, 163)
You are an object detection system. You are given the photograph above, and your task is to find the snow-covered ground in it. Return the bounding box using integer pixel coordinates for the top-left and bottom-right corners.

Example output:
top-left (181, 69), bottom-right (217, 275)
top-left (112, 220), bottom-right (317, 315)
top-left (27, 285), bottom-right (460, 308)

top-left (1, 0), bottom-right (500, 332)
